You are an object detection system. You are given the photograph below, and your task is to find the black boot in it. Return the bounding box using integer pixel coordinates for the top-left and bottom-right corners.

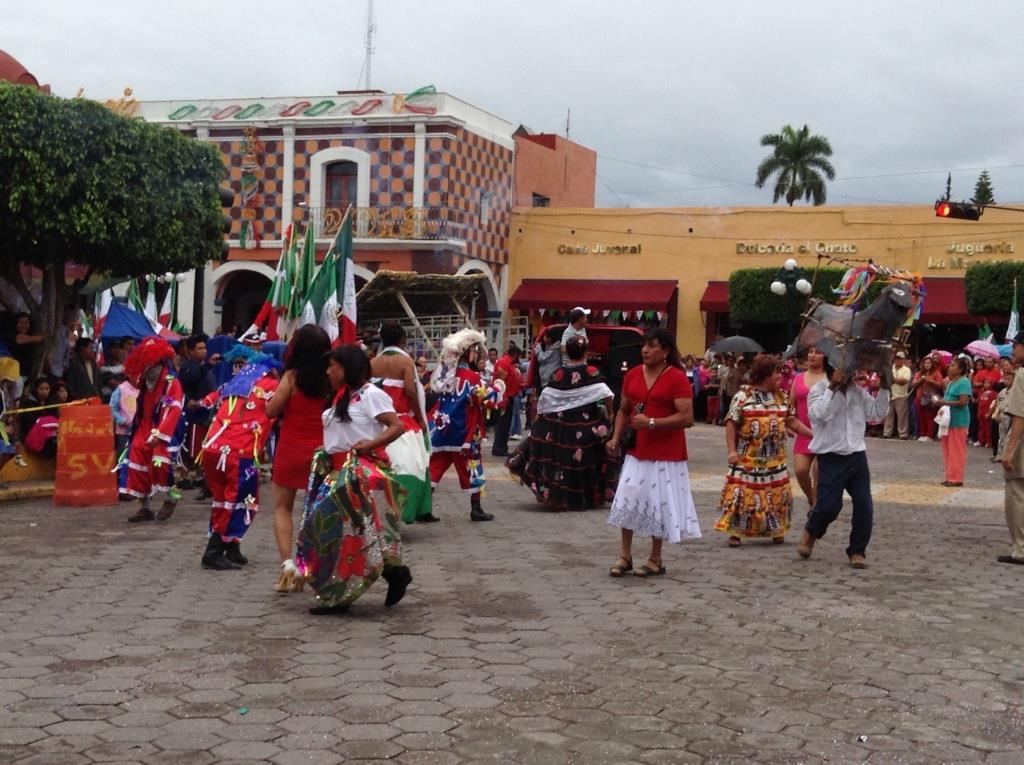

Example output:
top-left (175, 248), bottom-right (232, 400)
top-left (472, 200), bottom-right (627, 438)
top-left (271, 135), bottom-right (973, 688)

top-left (201, 535), bottom-right (242, 571)
top-left (127, 506), bottom-right (154, 523)
top-left (469, 494), bottom-right (493, 522)
top-left (382, 565), bottom-right (412, 607)
top-left (224, 541), bottom-right (248, 566)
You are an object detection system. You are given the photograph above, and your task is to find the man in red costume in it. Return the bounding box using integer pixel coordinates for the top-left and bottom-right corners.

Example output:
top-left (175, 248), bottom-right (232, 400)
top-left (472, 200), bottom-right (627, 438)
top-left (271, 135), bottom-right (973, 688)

top-left (198, 359), bottom-right (279, 570)
top-left (123, 338), bottom-right (186, 523)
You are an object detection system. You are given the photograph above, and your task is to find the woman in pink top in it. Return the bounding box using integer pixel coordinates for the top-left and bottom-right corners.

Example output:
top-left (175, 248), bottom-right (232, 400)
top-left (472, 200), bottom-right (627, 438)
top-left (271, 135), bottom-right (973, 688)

top-left (789, 346), bottom-right (826, 509)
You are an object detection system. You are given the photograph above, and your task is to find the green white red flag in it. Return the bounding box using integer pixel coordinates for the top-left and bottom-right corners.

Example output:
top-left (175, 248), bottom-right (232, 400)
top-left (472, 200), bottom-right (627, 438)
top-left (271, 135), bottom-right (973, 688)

top-left (335, 212), bottom-right (357, 345)
top-left (243, 226), bottom-right (294, 341)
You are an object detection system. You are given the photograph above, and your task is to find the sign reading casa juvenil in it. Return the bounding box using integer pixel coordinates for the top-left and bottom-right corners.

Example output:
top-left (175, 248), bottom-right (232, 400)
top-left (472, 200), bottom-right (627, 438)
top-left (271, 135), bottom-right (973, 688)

top-left (558, 243), bottom-right (642, 255)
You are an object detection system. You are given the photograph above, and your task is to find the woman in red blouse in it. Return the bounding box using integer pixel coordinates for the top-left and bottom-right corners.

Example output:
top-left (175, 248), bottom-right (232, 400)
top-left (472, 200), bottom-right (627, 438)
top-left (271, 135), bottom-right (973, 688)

top-left (606, 329), bottom-right (701, 577)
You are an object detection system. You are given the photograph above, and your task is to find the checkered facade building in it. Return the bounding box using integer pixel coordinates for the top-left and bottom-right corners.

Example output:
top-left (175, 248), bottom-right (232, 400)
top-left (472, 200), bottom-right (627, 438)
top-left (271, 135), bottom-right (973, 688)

top-left (211, 122), bottom-right (513, 269)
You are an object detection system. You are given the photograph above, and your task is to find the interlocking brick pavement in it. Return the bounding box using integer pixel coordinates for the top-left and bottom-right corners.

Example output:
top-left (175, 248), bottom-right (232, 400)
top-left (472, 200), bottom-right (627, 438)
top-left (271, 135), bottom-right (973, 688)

top-left (1, 425), bottom-right (1022, 764)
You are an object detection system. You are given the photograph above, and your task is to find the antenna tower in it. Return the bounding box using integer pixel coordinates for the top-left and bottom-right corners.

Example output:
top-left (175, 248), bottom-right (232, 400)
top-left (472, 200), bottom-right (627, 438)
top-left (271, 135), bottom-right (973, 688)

top-left (362, 0), bottom-right (376, 90)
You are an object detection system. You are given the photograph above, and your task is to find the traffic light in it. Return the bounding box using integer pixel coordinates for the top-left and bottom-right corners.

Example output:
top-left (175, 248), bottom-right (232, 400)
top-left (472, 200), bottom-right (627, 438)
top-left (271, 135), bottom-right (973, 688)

top-left (935, 200), bottom-right (982, 221)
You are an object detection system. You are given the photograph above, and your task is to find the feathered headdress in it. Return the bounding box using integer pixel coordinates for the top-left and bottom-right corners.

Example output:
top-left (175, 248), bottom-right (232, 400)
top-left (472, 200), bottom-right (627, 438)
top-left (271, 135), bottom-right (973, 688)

top-left (124, 337), bottom-right (175, 387)
top-left (430, 328), bottom-right (487, 394)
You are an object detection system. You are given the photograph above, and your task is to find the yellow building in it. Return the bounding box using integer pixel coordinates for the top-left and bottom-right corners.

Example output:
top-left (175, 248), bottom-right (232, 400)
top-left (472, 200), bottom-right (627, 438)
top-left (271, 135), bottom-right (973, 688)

top-left (507, 204), bottom-right (1024, 353)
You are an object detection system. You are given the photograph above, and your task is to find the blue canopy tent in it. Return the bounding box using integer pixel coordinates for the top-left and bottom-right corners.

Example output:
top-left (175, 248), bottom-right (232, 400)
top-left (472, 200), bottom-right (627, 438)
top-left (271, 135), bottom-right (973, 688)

top-left (100, 302), bottom-right (158, 342)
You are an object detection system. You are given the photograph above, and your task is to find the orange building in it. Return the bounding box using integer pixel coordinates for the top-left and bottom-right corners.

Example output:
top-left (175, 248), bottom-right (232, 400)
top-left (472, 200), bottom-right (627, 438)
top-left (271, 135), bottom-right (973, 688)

top-left (513, 128), bottom-right (596, 208)
top-left (131, 92), bottom-right (597, 333)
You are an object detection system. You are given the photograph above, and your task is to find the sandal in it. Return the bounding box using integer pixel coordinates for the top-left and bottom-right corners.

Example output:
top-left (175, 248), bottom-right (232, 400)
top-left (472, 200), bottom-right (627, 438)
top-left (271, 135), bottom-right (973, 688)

top-left (275, 559), bottom-right (305, 593)
top-left (728, 536), bottom-right (742, 548)
top-left (633, 560), bottom-right (666, 577)
top-left (609, 557), bottom-right (633, 577)
top-left (772, 535), bottom-right (785, 545)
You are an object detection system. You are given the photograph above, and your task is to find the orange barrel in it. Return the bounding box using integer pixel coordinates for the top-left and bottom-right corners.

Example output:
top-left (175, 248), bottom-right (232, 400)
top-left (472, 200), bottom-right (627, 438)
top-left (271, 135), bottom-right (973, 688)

top-left (53, 403), bottom-right (118, 507)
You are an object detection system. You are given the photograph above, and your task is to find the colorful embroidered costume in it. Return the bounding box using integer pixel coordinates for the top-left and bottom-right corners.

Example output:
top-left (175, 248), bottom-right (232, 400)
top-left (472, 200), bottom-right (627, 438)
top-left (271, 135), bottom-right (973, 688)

top-left (296, 383), bottom-right (406, 608)
top-left (200, 363), bottom-right (279, 548)
top-left (429, 364), bottom-right (492, 494)
top-left (714, 387), bottom-right (794, 539)
top-left (122, 340), bottom-right (185, 500)
top-left (426, 329), bottom-right (503, 521)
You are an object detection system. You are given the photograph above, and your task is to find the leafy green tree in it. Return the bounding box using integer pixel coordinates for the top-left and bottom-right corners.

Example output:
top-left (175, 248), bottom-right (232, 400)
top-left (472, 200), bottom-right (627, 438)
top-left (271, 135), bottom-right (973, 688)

top-left (755, 124), bottom-right (836, 206)
top-left (971, 170), bottom-right (995, 206)
top-left (964, 261), bottom-right (1023, 315)
top-left (0, 82), bottom-right (225, 376)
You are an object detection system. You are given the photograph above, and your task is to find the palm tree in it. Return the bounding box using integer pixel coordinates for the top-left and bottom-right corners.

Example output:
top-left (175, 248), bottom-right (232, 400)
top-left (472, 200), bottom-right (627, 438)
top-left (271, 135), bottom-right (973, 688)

top-left (755, 124), bottom-right (836, 206)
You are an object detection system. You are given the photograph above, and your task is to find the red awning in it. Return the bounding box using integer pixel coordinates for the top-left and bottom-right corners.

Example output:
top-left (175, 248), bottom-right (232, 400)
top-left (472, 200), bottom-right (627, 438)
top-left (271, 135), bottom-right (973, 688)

top-left (699, 281), bottom-right (729, 312)
top-left (920, 277), bottom-right (981, 324)
top-left (508, 279), bottom-right (677, 311)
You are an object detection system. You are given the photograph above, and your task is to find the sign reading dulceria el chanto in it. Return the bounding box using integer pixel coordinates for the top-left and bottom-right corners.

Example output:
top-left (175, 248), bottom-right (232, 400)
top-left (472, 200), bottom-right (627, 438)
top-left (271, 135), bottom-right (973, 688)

top-left (557, 243), bottom-right (642, 255)
top-left (735, 241), bottom-right (858, 255)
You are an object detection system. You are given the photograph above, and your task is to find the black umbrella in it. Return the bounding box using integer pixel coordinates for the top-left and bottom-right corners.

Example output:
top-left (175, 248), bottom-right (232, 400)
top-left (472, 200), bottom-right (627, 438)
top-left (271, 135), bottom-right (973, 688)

top-left (708, 335), bottom-right (765, 354)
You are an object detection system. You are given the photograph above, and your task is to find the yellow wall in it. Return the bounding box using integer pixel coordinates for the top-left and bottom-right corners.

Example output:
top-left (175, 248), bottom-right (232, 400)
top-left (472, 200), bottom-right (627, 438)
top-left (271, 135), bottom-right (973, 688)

top-left (508, 205), bottom-right (1024, 353)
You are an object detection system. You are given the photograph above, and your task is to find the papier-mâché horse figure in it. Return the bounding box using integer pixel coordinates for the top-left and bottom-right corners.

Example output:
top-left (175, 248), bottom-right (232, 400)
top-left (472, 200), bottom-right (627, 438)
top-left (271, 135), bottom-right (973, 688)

top-left (789, 281), bottom-right (915, 385)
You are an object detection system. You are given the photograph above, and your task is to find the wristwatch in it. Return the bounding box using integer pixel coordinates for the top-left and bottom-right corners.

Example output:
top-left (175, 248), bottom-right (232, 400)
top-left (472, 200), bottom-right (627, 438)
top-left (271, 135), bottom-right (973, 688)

top-left (649, 418), bottom-right (656, 429)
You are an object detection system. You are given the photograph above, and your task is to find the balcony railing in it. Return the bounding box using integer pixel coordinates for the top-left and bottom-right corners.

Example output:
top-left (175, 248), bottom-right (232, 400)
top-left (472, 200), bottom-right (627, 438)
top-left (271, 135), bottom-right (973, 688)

top-left (305, 206), bottom-right (465, 241)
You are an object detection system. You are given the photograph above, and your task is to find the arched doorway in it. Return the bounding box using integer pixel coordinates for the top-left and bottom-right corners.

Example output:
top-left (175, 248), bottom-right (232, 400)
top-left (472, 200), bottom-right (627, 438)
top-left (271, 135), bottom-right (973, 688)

top-left (217, 270), bottom-right (271, 335)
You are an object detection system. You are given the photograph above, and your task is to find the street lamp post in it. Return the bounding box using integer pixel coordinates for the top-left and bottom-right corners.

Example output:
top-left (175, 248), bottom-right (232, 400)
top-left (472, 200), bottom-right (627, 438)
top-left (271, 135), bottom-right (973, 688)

top-left (770, 259), bottom-right (813, 350)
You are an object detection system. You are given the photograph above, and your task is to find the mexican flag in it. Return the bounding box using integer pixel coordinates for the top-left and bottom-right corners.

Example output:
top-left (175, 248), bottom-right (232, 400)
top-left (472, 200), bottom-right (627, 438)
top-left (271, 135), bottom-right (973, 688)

top-left (242, 226), bottom-right (294, 342)
top-left (95, 288), bottom-right (113, 337)
top-left (159, 279), bottom-right (177, 329)
top-left (298, 211), bottom-right (356, 345)
top-left (335, 211), bottom-right (357, 345)
top-left (288, 222), bottom-right (316, 321)
top-left (144, 276), bottom-right (159, 328)
top-left (127, 278), bottom-right (161, 333)
top-left (299, 250), bottom-right (338, 338)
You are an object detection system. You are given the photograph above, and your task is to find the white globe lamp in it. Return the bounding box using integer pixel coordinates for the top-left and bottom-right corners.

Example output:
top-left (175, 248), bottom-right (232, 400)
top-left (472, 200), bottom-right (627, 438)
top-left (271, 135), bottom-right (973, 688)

top-left (783, 258), bottom-right (798, 271)
top-left (770, 281), bottom-right (787, 296)
top-left (795, 278), bottom-right (812, 295)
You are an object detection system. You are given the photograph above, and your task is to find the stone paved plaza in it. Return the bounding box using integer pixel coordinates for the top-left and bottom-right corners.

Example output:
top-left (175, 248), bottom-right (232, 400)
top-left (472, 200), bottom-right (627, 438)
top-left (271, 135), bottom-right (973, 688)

top-left (1, 425), bottom-right (1023, 764)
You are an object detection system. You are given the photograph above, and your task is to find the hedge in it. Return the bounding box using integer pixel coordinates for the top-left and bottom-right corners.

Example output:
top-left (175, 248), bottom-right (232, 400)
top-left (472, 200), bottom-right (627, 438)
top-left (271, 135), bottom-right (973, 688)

top-left (964, 261), bottom-right (1024, 315)
top-left (727, 267), bottom-right (883, 325)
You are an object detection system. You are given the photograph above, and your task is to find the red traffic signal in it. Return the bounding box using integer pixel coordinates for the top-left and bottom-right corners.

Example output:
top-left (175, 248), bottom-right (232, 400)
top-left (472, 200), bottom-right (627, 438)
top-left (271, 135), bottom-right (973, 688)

top-left (935, 200), bottom-right (981, 221)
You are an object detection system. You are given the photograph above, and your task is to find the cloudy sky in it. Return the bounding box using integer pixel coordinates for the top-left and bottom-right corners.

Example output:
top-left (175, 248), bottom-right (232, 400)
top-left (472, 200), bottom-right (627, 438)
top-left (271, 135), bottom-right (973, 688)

top-left (6, 0), bottom-right (1023, 208)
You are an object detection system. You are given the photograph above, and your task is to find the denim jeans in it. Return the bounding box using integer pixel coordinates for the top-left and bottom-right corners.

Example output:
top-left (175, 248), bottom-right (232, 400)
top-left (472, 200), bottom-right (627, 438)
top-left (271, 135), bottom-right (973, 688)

top-left (805, 451), bottom-right (873, 557)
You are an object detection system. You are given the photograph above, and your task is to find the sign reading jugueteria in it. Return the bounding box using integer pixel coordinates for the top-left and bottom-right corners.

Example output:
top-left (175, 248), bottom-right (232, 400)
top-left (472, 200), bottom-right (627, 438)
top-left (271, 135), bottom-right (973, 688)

top-left (929, 241), bottom-right (1017, 271)
top-left (557, 243), bottom-right (642, 255)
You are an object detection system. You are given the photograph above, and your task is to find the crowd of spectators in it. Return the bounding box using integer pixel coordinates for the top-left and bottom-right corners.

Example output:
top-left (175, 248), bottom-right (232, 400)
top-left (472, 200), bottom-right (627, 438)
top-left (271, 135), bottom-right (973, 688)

top-left (685, 349), bottom-right (1012, 458)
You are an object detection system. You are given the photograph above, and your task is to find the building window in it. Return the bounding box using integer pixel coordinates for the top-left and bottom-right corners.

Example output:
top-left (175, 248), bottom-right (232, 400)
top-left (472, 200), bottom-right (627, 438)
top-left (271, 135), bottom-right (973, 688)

top-left (480, 191), bottom-right (492, 225)
top-left (326, 161), bottom-right (358, 210)
top-left (532, 193), bottom-right (550, 208)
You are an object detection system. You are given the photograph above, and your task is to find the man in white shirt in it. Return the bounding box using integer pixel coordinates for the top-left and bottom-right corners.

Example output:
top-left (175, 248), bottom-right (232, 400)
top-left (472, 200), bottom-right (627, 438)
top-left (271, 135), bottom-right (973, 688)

top-left (882, 351), bottom-right (912, 439)
top-left (560, 307), bottom-right (590, 353)
top-left (798, 368), bottom-right (891, 569)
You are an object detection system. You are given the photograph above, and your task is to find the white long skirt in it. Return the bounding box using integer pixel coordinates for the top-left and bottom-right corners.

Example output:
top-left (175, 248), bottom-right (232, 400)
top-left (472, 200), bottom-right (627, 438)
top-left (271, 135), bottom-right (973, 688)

top-left (607, 455), bottom-right (702, 543)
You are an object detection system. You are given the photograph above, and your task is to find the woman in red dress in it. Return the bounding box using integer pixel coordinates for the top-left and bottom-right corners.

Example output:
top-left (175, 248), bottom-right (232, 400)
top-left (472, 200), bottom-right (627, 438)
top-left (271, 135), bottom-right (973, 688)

top-left (606, 329), bottom-right (701, 578)
top-left (266, 325), bottom-right (332, 591)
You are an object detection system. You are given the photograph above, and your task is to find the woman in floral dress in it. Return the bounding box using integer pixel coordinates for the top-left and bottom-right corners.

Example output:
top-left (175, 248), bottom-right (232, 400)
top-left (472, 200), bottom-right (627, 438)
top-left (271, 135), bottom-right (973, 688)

top-left (295, 345), bottom-right (412, 615)
top-left (507, 337), bottom-right (616, 510)
top-left (714, 355), bottom-right (812, 547)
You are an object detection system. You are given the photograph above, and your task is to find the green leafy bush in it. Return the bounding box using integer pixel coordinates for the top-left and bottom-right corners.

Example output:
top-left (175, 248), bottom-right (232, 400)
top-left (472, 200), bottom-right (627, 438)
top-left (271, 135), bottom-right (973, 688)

top-left (727, 266), bottom-right (878, 325)
top-left (964, 261), bottom-right (1024, 315)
